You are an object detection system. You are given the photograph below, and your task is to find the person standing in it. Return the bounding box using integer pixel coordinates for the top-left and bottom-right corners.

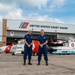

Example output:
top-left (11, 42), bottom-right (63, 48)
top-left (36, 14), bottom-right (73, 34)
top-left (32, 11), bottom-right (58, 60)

top-left (23, 30), bottom-right (34, 65)
top-left (37, 29), bottom-right (48, 66)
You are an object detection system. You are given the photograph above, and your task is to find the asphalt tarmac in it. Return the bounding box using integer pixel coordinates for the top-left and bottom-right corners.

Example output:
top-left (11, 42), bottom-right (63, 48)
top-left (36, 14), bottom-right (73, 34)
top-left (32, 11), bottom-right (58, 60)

top-left (0, 53), bottom-right (75, 75)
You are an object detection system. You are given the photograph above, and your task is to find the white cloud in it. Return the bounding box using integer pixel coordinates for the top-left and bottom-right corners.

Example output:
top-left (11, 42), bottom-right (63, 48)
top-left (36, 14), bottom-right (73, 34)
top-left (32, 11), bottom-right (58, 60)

top-left (0, 2), bottom-right (23, 19)
top-left (0, 0), bottom-right (65, 11)
top-left (20, 0), bottom-right (48, 9)
top-left (5, 8), bottom-right (23, 19)
top-left (48, 0), bottom-right (65, 11)
top-left (20, 0), bottom-right (65, 11)
top-left (25, 13), bottom-right (64, 23)
top-left (0, 3), bottom-right (16, 13)
top-left (0, 0), bottom-right (15, 4)
top-left (0, 0), bottom-right (48, 9)
top-left (52, 0), bottom-right (65, 7)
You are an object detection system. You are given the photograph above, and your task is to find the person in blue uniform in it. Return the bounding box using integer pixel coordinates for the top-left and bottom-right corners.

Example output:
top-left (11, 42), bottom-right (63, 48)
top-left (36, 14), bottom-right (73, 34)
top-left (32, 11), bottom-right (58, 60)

top-left (23, 30), bottom-right (34, 65)
top-left (37, 29), bottom-right (48, 66)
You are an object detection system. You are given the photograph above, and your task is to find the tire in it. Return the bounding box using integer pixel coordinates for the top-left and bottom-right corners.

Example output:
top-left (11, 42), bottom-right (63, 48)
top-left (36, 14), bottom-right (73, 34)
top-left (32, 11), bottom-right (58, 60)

top-left (12, 53), bottom-right (15, 55)
top-left (37, 53), bottom-right (38, 55)
top-left (21, 51), bottom-right (24, 54)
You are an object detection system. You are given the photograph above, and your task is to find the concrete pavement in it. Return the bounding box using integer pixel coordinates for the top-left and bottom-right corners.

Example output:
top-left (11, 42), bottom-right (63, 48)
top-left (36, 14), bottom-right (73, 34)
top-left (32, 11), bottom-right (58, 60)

top-left (0, 53), bottom-right (75, 75)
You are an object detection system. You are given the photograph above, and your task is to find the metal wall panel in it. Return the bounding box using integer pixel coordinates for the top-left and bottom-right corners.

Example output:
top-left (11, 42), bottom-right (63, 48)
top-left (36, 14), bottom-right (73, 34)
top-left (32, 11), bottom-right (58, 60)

top-left (7, 31), bottom-right (27, 38)
top-left (6, 19), bottom-right (75, 34)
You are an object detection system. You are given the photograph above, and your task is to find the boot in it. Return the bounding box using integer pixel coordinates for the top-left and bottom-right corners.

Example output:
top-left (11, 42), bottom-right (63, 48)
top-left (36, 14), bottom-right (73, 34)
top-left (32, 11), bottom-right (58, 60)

top-left (28, 60), bottom-right (32, 65)
top-left (37, 61), bottom-right (40, 65)
top-left (46, 61), bottom-right (48, 66)
top-left (23, 60), bottom-right (26, 65)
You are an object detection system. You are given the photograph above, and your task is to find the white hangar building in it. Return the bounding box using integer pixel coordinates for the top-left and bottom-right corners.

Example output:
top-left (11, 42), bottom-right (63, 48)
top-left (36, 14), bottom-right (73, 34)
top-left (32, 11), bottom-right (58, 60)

top-left (1, 19), bottom-right (75, 46)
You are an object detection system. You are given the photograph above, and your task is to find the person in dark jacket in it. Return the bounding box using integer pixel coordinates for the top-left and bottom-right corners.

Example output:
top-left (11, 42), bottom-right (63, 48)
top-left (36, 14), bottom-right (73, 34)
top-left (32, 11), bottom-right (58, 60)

top-left (23, 30), bottom-right (34, 65)
top-left (37, 29), bottom-right (48, 66)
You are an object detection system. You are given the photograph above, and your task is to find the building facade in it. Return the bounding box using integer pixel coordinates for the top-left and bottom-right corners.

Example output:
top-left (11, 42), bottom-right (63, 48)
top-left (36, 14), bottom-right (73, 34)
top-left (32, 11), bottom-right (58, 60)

top-left (2, 19), bottom-right (75, 46)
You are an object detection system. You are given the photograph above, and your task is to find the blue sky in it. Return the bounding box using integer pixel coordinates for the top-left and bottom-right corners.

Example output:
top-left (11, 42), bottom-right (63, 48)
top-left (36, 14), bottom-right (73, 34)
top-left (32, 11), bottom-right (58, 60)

top-left (0, 0), bottom-right (75, 41)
